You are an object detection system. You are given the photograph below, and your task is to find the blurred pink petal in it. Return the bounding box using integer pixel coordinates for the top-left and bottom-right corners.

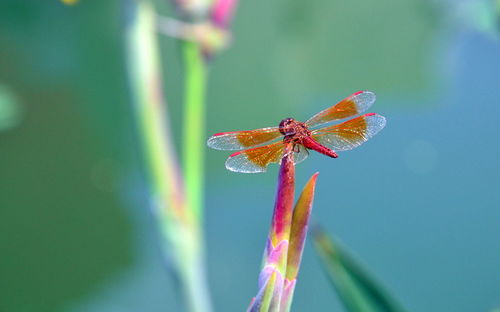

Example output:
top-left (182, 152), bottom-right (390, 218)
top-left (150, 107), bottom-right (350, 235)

top-left (212, 0), bottom-right (238, 28)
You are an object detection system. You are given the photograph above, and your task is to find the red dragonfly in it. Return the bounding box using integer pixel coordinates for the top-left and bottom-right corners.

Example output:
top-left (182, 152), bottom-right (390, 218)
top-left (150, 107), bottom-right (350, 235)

top-left (207, 91), bottom-right (386, 173)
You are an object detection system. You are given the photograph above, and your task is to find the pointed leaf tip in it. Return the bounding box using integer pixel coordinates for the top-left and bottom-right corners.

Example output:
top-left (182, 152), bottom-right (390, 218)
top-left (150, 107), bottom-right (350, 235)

top-left (286, 172), bottom-right (319, 281)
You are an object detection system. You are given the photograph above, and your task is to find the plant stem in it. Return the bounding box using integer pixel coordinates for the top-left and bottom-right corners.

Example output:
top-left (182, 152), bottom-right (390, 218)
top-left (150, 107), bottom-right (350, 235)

top-left (124, 1), bottom-right (212, 311)
top-left (248, 146), bottom-right (295, 312)
top-left (182, 40), bottom-right (207, 222)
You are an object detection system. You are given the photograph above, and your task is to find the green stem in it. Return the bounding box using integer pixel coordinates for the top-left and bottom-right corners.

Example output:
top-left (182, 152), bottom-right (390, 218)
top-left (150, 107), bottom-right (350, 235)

top-left (124, 1), bottom-right (212, 311)
top-left (182, 41), bottom-right (207, 222)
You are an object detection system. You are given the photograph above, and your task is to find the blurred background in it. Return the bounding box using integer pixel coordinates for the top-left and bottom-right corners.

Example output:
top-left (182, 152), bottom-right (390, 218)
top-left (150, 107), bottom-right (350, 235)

top-left (0, 0), bottom-right (499, 311)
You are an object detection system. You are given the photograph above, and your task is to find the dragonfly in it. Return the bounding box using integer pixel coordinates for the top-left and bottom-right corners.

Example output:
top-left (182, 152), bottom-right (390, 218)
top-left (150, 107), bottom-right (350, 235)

top-left (207, 91), bottom-right (386, 173)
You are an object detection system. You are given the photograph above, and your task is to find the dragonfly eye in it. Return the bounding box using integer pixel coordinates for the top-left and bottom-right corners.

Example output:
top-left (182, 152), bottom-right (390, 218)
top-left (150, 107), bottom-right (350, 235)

top-left (279, 118), bottom-right (294, 135)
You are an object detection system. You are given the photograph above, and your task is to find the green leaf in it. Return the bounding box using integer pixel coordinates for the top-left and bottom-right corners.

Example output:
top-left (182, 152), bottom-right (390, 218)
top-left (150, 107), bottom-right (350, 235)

top-left (313, 228), bottom-right (407, 312)
top-left (280, 172), bottom-right (319, 312)
top-left (286, 172), bottom-right (318, 281)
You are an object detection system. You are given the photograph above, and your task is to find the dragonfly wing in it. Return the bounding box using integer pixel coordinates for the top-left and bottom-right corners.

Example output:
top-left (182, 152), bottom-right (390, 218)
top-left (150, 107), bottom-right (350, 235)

top-left (311, 113), bottom-right (386, 151)
top-left (225, 141), bottom-right (310, 173)
top-left (293, 143), bottom-right (309, 165)
top-left (225, 141), bottom-right (285, 173)
top-left (306, 91), bottom-right (376, 128)
top-left (207, 127), bottom-right (281, 151)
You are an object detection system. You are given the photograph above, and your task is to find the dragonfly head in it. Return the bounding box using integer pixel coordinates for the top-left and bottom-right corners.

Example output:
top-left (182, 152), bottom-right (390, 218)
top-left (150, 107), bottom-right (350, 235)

top-left (279, 118), bottom-right (296, 136)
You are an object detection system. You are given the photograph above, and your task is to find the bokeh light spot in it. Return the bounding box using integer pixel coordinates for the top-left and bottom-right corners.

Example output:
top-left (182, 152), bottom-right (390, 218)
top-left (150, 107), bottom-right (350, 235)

top-left (61, 0), bottom-right (79, 5)
top-left (0, 84), bottom-right (22, 132)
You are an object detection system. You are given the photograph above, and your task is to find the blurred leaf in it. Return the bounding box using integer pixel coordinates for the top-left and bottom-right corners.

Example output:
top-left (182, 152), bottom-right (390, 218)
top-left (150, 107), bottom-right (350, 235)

top-left (313, 228), bottom-right (407, 312)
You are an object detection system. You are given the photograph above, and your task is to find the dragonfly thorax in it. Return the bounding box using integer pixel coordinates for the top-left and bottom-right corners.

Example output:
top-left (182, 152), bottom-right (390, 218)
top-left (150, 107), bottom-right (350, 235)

top-left (279, 118), bottom-right (311, 139)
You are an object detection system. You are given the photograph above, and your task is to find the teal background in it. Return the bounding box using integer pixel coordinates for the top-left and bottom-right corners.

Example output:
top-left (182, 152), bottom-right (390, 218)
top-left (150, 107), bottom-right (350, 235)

top-left (0, 0), bottom-right (499, 311)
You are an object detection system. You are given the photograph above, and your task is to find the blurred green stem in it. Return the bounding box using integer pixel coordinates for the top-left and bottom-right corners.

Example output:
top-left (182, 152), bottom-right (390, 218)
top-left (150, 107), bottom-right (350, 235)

top-left (125, 1), bottom-right (212, 311)
top-left (182, 41), bottom-right (207, 221)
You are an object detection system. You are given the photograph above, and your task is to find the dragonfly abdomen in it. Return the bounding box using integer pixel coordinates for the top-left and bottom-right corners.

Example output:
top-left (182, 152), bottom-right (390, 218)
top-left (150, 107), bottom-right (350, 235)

top-left (301, 136), bottom-right (338, 158)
